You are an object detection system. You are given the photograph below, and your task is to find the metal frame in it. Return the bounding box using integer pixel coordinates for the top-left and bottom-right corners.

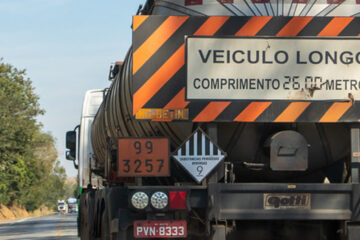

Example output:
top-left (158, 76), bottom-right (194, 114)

top-left (351, 127), bottom-right (360, 184)
top-left (206, 126), bottom-right (360, 223)
top-left (208, 183), bottom-right (360, 221)
top-left (88, 126), bottom-right (360, 239)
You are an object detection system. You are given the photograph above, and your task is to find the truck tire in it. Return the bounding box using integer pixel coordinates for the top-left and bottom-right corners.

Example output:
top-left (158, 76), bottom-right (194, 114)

top-left (80, 192), bottom-right (95, 240)
top-left (101, 211), bottom-right (109, 240)
top-left (79, 195), bottom-right (88, 240)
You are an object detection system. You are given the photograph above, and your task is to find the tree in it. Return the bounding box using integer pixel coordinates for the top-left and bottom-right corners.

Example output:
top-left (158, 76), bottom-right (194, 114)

top-left (64, 177), bottom-right (79, 199)
top-left (19, 131), bottom-right (67, 211)
top-left (0, 60), bottom-right (67, 211)
top-left (0, 61), bottom-right (41, 206)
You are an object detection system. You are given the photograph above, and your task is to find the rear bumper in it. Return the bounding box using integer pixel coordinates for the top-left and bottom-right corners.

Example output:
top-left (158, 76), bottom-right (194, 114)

top-left (208, 183), bottom-right (360, 221)
top-left (108, 183), bottom-right (360, 222)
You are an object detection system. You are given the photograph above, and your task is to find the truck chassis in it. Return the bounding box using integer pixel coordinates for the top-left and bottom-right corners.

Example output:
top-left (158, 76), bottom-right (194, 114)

top-left (77, 127), bottom-right (360, 240)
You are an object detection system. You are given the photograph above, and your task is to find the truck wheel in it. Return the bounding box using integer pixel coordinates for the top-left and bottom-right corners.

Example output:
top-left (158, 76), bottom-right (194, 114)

top-left (80, 193), bottom-right (95, 240)
top-left (79, 203), bottom-right (88, 239)
top-left (80, 196), bottom-right (89, 240)
top-left (101, 210), bottom-right (110, 240)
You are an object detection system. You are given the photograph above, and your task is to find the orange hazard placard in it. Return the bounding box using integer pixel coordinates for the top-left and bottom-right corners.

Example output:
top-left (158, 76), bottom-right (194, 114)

top-left (117, 138), bottom-right (169, 177)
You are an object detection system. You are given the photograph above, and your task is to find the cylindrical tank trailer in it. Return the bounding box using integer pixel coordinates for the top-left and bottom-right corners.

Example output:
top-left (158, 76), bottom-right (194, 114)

top-left (92, 50), bottom-right (350, 182)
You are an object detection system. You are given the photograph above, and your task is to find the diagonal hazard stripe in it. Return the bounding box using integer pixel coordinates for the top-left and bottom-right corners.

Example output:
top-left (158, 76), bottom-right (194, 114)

top-left (297, 18), bottom-right (332, 36)
top-left (133, 16), bottom-right (149, 31)
top-left (133, 16), bottom-right (170, 53)
top-left (235, 16), bottom-right (272, 36)
top-left (339, 102), bottom-right (360, 122)
top-left (319, 102), bottom-right (352, 122)
top-left (257, 17), bottom-right (291, 36)
top-left (234, 102), bottom-right (272, 122)
top-left (133, 45), bottom-right (185, 115)
top-left (134, 17), bottom-right (229, 115)
top-left (215, 17), bottom-right (251, 35)
top-left (133, 17), bottom-right (207, 93)
top-left (255, 102), bottom-right (289, 122)
top-left (133, 16), bottom-right (188, 75)
top-left (318, 17), bottom-right (354, 36)
top-left (164, 88), bottom-right (189, 109)
top-left (276, 17), bottom-right (313, 36)
top-left (193, 102), bottom-right (231, 122)
top-left (215, 102), bottom-right (249, 121)
top-left (274, 102), bottom-right (311, 122)
top-left (339, 18), bottom-right (360, 36)
top-left (295, 102), bottom-right (332, 122)
top-left (193, 16), bottom-right (230, 35)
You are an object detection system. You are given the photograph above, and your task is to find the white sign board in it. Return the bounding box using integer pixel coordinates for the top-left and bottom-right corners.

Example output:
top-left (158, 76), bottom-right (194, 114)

top-left (173, 129), bottom-right (225, 183)
top-left (186, 37), bottom-right (360, 101)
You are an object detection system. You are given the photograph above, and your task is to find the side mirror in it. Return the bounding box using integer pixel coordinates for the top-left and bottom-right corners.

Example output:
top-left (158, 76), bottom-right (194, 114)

top-left (66, 131), bottom-right (76, 160)
top-left (108, 61), bottom-right (123, 81)
top-left (73, 159), bottom-right (78, 169)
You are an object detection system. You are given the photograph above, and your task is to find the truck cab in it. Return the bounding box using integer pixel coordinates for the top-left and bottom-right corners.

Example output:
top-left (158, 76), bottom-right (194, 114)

top-left (66, 89), bottom-right (104, 190)
top-left (65, 89), bottom-right (104, 236)
top-left (57, 200), bottom-right (68, 214)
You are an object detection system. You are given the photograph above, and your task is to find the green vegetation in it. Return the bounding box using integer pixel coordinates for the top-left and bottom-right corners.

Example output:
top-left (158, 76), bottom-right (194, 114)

top-left (64, 177), bottom-right (79, 199)
top-left (0, 60), bottom-right (67, 211)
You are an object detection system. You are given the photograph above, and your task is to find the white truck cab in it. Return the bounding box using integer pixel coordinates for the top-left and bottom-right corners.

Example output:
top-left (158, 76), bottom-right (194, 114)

top-left (66, 89), bottom-right (104, 189)
top-left (57, 200), bottom-right (68, 214)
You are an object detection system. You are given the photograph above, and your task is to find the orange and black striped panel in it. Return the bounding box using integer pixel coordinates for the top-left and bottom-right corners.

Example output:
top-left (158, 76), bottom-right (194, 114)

top-left (132, 15), bottom-right (360, 123)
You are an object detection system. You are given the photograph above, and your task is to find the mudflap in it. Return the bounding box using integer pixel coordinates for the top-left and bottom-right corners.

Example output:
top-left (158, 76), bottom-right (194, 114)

top-left (110, 209), bottom-right (134, 240)
top-left (210, 225), bottom-right (226, 240)
top-left (347, 223), bottom-right (360, 240)
top-left (106, 187), bottom-right (134, 240)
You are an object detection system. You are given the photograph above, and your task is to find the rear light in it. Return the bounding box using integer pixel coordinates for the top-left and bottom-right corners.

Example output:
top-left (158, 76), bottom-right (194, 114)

top-left (131, 192), bottom-right (149, 209)
top-left (185, 0), bottom-right (203, 6)
top-left (150, 191), bottom-right (169, 209)
top-left (169, 191), bottom-right (187, 210)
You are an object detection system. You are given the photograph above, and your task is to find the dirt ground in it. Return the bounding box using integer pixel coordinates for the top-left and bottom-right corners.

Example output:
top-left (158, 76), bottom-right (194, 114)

top-left (0, 204), bottom-right (53, 222)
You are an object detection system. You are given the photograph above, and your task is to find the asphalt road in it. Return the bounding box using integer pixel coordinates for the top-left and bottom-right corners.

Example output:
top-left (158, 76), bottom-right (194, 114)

top-left (0, 213), bottom-right (79, 240)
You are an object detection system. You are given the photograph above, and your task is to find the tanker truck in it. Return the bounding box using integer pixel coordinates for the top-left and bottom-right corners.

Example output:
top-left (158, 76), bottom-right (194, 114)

top-left (67, 197), bottom-right (78, 213)
top-left (65, 0), bottom-right (360, 239)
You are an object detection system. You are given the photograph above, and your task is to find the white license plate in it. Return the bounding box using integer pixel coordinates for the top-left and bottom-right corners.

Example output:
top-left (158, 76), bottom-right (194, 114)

top-left (134, 220), bottom-right (187, 238)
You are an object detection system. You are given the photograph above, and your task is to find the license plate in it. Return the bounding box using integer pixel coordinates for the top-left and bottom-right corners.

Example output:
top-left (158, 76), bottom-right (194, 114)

top-left (117, 138), bottom-right (169, 177)
top-left (134, 220), bottom-right (187, 238)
